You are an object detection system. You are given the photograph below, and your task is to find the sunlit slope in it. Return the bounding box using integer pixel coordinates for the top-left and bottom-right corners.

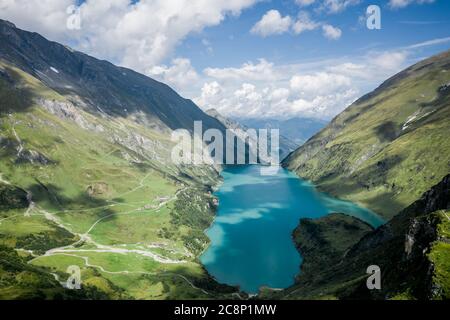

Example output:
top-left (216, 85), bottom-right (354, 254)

top-left (283, 50), bottom-right (450, 219)
top-left (0, 62), bottom-right (237, 299)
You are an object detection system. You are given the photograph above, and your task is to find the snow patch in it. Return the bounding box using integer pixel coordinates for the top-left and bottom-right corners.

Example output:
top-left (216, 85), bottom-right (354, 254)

top-left (402, 110), bottom-right (434, 131)
top-left (402, 111), bottom-right (419, 131)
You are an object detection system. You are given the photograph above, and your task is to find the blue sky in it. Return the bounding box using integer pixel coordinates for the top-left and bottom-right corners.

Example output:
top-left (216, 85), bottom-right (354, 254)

top-left (1, 0), bottom-right (449, 120)
top-left (178, 0), bottom-right (450, 70)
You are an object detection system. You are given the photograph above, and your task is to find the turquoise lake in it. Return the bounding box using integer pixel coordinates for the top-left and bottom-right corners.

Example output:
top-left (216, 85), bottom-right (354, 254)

top-left (200, 165), bottom-right (385, 294)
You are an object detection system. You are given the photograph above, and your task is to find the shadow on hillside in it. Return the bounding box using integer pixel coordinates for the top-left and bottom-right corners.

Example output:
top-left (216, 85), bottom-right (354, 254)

top-left (0, 137), bottom-right (18, 159)
top-left (363, 192), bottom-right (405, 220)
top-left (360, 154), bottom-right (404, 181)
top-left (131, 162), bottom-right (154, 173)
top-left (310, 155), bottom-right (406, 219)
top-left (0, 66), bottom-right (34, 115)
top-left (26, 179), bottom-right (117, 220)
top-left (148, 265), bottom-right (238, 299)
top-left (374, 121), bottom-right (400, 142)
top-left (0, 135), bottom-right (58, 166)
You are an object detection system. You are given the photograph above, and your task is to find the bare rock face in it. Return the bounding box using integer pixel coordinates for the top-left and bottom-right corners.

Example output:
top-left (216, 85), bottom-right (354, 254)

top-left (404, 215), bottom-right (440, 261)
top-left (349, 174), bottom-right (450, 299)
top-left (16, 149), bottom-right (53, 165)
top-left (38, 98), bottom-right (104, 133)
top-left (438, 81), bottom-right (450, 92)
top-left (0, 135), bottom-right (54, 166)
top-left (109, 130), bottom-right (166, 162)
top-left (86, 182), bottom-right (109, 197)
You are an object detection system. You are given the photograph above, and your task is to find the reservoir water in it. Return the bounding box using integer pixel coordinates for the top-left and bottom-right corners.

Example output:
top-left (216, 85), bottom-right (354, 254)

top-left (200, 165), bottom-right (385, 294)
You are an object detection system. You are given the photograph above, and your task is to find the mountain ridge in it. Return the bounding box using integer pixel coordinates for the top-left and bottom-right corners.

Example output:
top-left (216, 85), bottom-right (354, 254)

top-left (283, 49), bottom-right (450, 219)
top-left (237, 116), bottom-right (327, 147)
top-left (206, 108), bottom-right (298, 161)
top-left (0, 19), bottom-right (243, 299)
top-left (0, 19), bottom-right (224, 133)
top-left (276, 49), bottom-right (450, 300)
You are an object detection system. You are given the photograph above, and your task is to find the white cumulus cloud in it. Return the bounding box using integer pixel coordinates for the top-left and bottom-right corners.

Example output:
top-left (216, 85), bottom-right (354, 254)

top-left (322, 24), bottom-right (342, 40)
top-left (204, 59), bottom-right (279, 82)
top-left (0, 0), bottom-right (258, 73)
top-left (193, 49), bottom-right (412, 120)
top-left (292, 12), bottom-right (320, 34)
top-left (251, 9), bottom-right (341, 39)
top-left (389, 0), bottom-right (435, 9)
top-left (371, 51), bottom-right (407, 71)
top-left (250, 9), bottom-right (292, 37)
top-left (148, 58), bottom-right (199, 92)
top-left (290, 72), bottom-right (351, 96)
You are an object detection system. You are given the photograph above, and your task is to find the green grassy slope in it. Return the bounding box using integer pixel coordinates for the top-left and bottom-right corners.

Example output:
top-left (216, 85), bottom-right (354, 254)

top-left (427, 210), bottom-right (450, 300)
top-left (0, 61), bottom-right (239, 299)
top-left (0, 245), bottom-right (121, 300)
top-left (283, 50), bottom-right (450, 220)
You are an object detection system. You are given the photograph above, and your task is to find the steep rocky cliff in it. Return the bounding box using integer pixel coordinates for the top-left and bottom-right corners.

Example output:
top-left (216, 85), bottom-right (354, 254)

top-left (276, 174), bottom-right (450, 300)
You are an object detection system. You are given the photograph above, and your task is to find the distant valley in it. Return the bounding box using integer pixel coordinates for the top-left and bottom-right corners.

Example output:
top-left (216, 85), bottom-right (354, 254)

top-left (238, 117), bottom-right (327, 147)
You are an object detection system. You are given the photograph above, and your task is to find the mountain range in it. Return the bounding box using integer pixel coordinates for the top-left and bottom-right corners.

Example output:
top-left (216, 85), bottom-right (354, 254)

top-left (206, 108), bottom-right (299, 160)
top-left (279, 49), bottom-right (450, 300)
top-left (284, 50), bottom-right (450, 220)
top-left (0, 19), bottom-right (449, 300)
top-left (238, 117), bottom-right (327, 146)
top-left (0, 19), bottom-right (238, 299)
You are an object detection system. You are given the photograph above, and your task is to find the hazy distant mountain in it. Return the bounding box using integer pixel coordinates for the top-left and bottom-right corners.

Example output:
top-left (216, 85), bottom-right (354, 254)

top-left (206, 109), bottom-right (298, 161)
top-left (237, 117), bottom-right (327, 146)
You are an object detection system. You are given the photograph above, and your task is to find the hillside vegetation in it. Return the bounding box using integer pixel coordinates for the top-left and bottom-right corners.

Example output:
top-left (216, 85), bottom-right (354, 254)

top-left (278, 50), bottom-right (450, 300)
top-left (0, 20), bottom-right (241, 300)
top-left (283, 50), bottom-right (450, 220)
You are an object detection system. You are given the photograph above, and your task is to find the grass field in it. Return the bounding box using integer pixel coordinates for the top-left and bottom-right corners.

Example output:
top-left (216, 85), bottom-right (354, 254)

top-left (428, 210), bottom-right (450, 300)
top-left (0, 61), bottom-right (236, 299)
